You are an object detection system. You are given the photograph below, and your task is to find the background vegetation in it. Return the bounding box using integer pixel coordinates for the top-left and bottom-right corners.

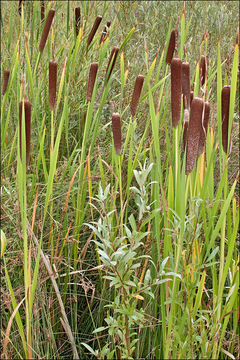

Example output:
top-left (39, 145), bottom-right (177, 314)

top-left (1, 1), bottom-right (239, 359)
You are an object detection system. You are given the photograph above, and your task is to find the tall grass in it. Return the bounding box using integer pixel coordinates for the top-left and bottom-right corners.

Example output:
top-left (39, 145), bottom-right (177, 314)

top-left (1, 1), bottom-right (239, 359)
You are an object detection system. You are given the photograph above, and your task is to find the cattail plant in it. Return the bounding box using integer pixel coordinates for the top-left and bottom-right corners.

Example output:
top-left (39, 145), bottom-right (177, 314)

top-left (99, 21), bottom-right (111, 44)
top-left (221, 85), bottom-right (231, 153)
top-left (190, 90), bottom-right (194, 105)
top-left (186, 97), bottom-right (203, 174)
top-left (171, 57), bottom-right (182, 128)
top-left (200, 55), bottom-right (207, 86)
top-left (166, 29), bottom-right (177, 65)
top-left (87, 15), bottom-right (102, 47)
top-left (39, 8), bottom-right (55, 52)
top-left (18, 0), bottom-right (23, 16)
top-left (2, 69), bottom-right (10, 96)
top-left (19, 100), bottom-right (31, 166)
top-left (181, 62), bottom-right (190, 110)
top-left (130, 74), bottom-right (144, 117)
top-left (75, 7), bottom-right (81, 37)
top-left (112, 113), bottom-right (121, 155)
top-left (49, 60), bottom-right (57, 110)
top-left (86, 62), bottom-right (98, 101)
top-left (41, 1), bottom-right (45, 22)
top-left (198, 101), bottom-right (210, 156)
top-left (106, 46), bottom-right (119, 81)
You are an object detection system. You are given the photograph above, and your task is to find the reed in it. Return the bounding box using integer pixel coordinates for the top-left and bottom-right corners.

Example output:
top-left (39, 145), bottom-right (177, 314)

top-left (75, 7), bottom-right (81, 37)
top-left (112, 113), bottom-right (121, 155)
top-left (99, 21), bottom-right (111, 44)
top-left (200, 55), bottom-right (207, 86)
top-left (171, 57), bottom-right (182, 128)
top-left (186, 97), bottom-right (203, 174)
top-left (198, 101), bottom-right (210, 156)
top-left (41, 1), bottom-right (45, 22)
top-left (130, 74), bottom-right (144, 117)
top-left (221, 85), bottom-right (231, 153)
top-left (19, 100), bottom-right (31, 166)
top-left (181, 62), bottom-right (190, 109)
top-left (87, 15), bottom-right (102, 47)
top-left (49, 60), bottom-right (57, 110)
top-left (106, 46), bottom-right (119, 81)
top-left (166, 29), bottom-right (176, 64)
top-left (2, 69), bottom-right (10, 96)
top-left (86, 62), bottom-right (98, 101)
top-left (39, 8), bottom-right (55, 52)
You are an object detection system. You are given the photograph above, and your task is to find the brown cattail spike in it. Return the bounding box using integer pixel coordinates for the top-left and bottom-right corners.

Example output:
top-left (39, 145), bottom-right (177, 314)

top-left (2, 70), bottom-right (10, 96)
top-left (130, 75), bottom-right (144, 117)
top-left (87, 15), bottom-right (102, 47)
top-left (75, 7), bottom-right (81, 37)
top-left (200, 55), bottom-right (207, 86)
top-left (39, 8), bottom-right (55, 52)
top-left (19, 0), bottom-right (23, 16)
top-left (41, 1), bottom-right (45, 22)
top-left (171, 57), bottom-right (182, 128)
top-left (166, 30), bottom-right (176, 64)
top-left (86, 62), bottom-right (98, 101)
top-left (181, 62), bottom-right (190, 110)
top-left (198, 101), bottom-right (210, 156)
top-left (112, 113), bottom-right (121, 155)
top-left (49, 60), bottom-right (57, 110)
top-left (19, 100), bottom-right (31, 166)
top-left (106, 46), bottom-right (119, 81)
top-left (186, 97), bottom-right (204, 174)
top-left (99, 21), bottom-right (111, 45)
top-left (221, 85), bottom-right (231, 153)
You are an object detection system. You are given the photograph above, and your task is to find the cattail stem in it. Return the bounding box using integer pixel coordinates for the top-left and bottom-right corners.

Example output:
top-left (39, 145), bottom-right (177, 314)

top-left (181, 62), bottom-right (190, 109)
top-left (87, 15), bottom-right (102, 48)
top-left (75, 7), bottom-right (81, 37)
top-left (221, 85), bottom-right (231, 154)
top-left (166, 29), bottom-right (177, 64)
top-left (186, 97), bottom-right (203, 174)
top-left (49, 60), bottom-right (57, 110)
top-left (130, 75), bottom-right (144, 117)
top-left (39, 8), bottom-right (55, 52)
top-left (19, 100), bottom-right (31, 166)
top-left (86, 62), bottom-right (98, 101)
top-left (2, 70), bottom-right (10, 96)
top-left (112, 113), bottom-right (121, 155)
top-left (171, 57), bottom-right (182, 128)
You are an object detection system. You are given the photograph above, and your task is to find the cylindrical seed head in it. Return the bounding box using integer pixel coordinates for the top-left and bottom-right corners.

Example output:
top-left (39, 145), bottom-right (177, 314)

top-left (106, 46), bottom-right (119, 81)
top-left (87, 15), bottom-right (102, 47)
top-left (198, 101), bottom-right (210, 157)
top-left (181, 62), bottom-right (190, 110)
top-left (186, 97), bottom-right (204, 174)
top-left (39, 8), bottom-right (55, 52)
top-left (41, 1), bottom-right (45, 22)
top-left (190, 91), bottom-right (194, 106)
top-left (86, 62), bottom-right (98, 101)
top-left (171, 57), bottom-right (182, 128)
top-left (130, 75), bottom-right (144, 117)
top-left (19, 100), bottom-right (31, 166)
top-left (2, 70), bottom-right (10, 96)
top-left (221, 85), bottom-right (231, 153)
top-left (49, 60), bottom-right (57, 110)
top-left (166, 29), bottom-right (176, 65)
top-left (99, 21), bottom-right (111, 44)
top-left (200, 55), bottom-right (207, 86)
top-left (75, 7), bottom-right (81, 37)
top-left (112, 113), bottom-right (121, 155)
